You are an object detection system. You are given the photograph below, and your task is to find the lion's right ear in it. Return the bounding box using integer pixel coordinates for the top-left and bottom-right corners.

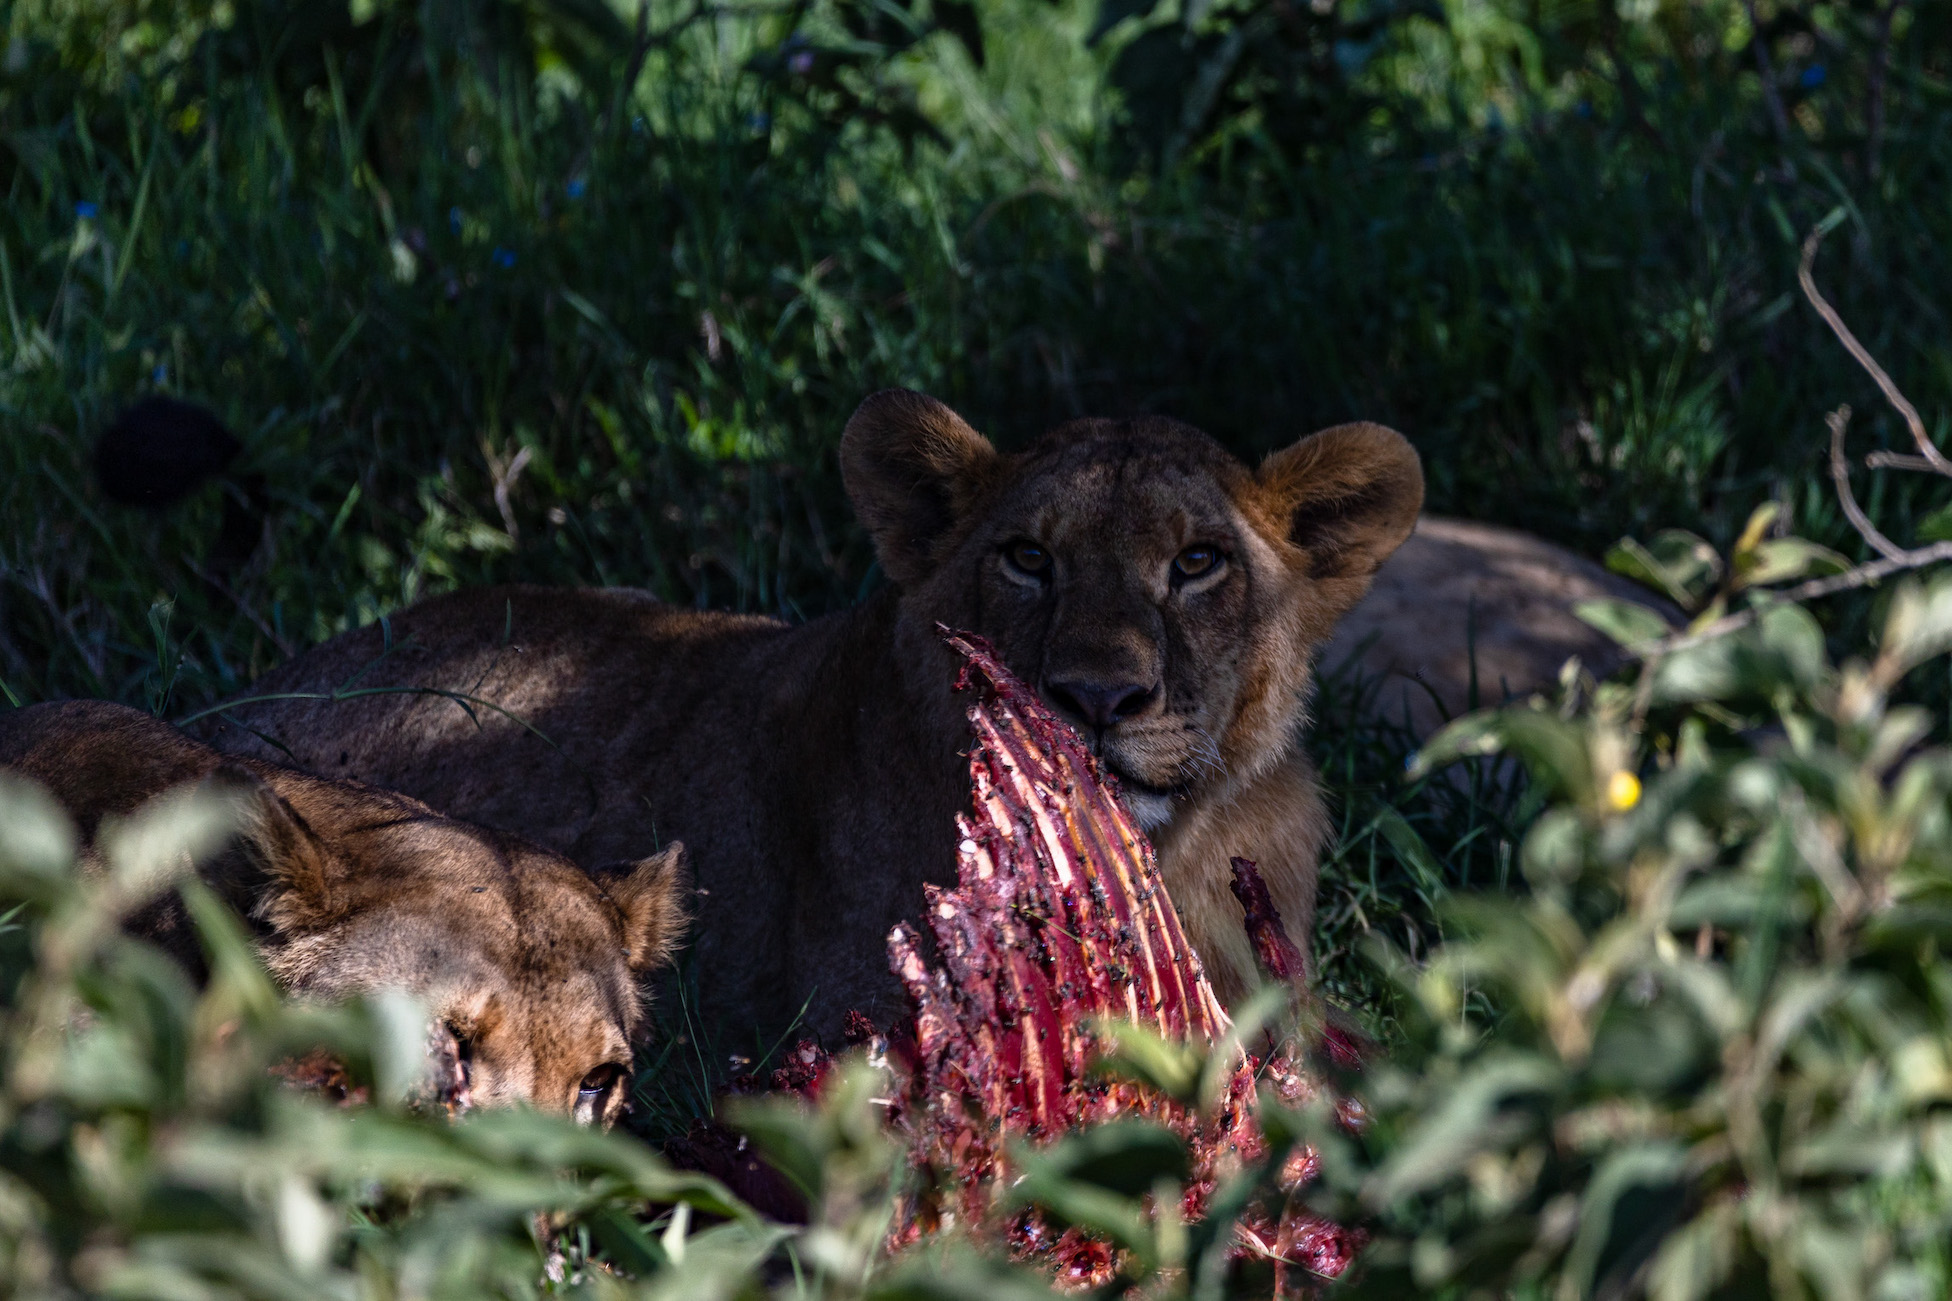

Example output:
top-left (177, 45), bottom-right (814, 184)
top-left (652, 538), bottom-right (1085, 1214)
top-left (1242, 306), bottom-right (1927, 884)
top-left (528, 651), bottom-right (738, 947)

top-left (840, 389), bottom-right (999, 588)
top-left (597, 842), bottom-right (691, 973)
top-left (206, 762), bottom-right (336, 931)
top-left (1253, 422), bottom-right (1424, 619)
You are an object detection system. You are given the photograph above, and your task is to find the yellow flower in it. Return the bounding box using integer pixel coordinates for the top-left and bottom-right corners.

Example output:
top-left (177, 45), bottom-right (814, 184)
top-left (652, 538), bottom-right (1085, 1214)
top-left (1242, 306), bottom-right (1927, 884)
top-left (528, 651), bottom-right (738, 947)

top-left (1606, 770), bottom-right (1641, 811)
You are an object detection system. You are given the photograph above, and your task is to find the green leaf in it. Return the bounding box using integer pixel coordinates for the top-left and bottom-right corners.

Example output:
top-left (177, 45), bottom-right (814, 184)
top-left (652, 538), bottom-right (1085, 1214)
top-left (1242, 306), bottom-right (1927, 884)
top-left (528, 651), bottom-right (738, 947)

top-left (871, 1246), bottom-right (1090, 1301)
top-left (1566, 1143), bottom-right (1688, 1298)
top-left (1375, 807), bottom-right (1448, 897)
top-left (1197, 984), bottom-right (1288, 1109)
top-left (1014, 1119), bottom-right (1189, 1198)
top-left (1010, 1139), bottom-right (1156, 1258)
top-left (1732, 536), bottom-right (1847, 590)
top-left (100, 782), bottom-right (246, 905)
top-left (1088, 0), bottom-right (1165, 43)
top-left (1413, 708), bottom-right (1592, 798)
top-left (1589, 994), bottom-right (1711, 1097)
top-left (1574, 597), bottom-right (1673, 649)
top-left (1091, 1018), bottom-right (1202, 1103)
top-left (1486, 710), bottom-right (1595, 801)
top-left (1362, 1054), bottom-right (1561, 1207)
top-left (1650, 633), bottom-right (1744, 706)
top-left (1606, 531), bottom-right (1722, 611)
top-left (0, 773), bottom-right (75, 884)
top-left (1647, 1201), bottom-right (1740, 1301)
top-left (932, 0), bottom-right (985, 65)
top-left (1754, 599), bottom-right (1829, 687)
top-left (1519, 807), bottom-right (1585, 888)
top-left (1786, 1123), bottom-right (1914, 1177)
top-left (1915, 502), bottom-right (1952, 544)
top-left (1879, 573), bottom-right (1952, 676)
top-left (1408, 710), bottom-right (1508, 777)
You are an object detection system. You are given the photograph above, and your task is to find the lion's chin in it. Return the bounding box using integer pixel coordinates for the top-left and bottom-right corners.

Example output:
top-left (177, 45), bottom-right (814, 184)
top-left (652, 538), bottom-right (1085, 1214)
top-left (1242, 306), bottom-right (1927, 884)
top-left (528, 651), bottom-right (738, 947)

top-left (1120, 787), bottom-right (1177, 831)
top-left (1103, 763), bottom-right (1191, 831)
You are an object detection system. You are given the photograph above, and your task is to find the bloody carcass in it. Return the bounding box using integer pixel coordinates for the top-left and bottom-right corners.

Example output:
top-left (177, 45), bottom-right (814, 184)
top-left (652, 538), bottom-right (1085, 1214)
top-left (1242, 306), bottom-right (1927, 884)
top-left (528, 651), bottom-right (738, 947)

top-left (880, 628), bottom-right (1361, 1287)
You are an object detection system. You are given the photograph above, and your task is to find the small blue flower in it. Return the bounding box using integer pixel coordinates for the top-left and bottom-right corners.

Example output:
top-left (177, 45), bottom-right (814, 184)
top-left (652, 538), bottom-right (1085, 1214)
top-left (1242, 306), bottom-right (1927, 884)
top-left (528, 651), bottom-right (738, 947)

top-left (152, 364), bottom-right (167, 384)
top-left (746, 111), bottom-right (771, 133)
top-left (788, 49), bottom-right (815, 76)
top-left (491, 246), bottom-right (516, 269)
top-left (74, 201), bottom-right (99, 220)
top-left (449, 206), bottom-right (464, 233)
top-left (1800, 63), bottom-right (1826, 89)
top-left (1575, 99), bottom-right (1593, 118)
top-left (566, 177), bottom-right (587, 199)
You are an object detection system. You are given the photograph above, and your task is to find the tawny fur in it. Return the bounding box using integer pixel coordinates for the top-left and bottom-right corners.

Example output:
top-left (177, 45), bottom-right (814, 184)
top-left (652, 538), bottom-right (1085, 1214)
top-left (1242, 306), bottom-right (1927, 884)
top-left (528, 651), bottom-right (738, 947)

top-left (0, 700), bottom-right (687, 1123)
top-left (196, 391), bottom-right (1422, 1034)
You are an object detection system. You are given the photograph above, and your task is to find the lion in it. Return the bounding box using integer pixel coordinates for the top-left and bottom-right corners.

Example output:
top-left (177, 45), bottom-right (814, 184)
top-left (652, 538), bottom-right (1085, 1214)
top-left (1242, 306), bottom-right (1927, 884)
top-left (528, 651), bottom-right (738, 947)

top-left (0, 700), bottom-right (688, 1124)
top-left (198, 390), bottom-right (1422, 1038)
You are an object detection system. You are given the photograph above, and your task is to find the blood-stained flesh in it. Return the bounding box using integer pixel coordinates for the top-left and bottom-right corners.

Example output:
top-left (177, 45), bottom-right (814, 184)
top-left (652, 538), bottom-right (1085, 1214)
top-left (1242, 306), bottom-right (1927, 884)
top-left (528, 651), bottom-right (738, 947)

top-left (878, 629), bottom-right (1362, 1289)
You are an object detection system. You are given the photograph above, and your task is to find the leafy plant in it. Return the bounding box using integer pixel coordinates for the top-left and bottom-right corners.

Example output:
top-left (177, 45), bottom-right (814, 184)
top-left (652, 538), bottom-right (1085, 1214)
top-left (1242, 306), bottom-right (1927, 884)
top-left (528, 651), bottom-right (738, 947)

top-left (0, 774), bottom-right (767, 1296)
top-left (1291, 534), bottom-right (1952, 1298)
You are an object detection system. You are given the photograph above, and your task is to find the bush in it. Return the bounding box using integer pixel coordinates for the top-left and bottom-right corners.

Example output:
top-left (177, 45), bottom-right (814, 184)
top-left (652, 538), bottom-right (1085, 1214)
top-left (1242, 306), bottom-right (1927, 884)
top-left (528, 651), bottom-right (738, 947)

top-left (1308, 521), bottom-right (1952, 1297)
top-left (18, 529), bottom-right (1952, 1298)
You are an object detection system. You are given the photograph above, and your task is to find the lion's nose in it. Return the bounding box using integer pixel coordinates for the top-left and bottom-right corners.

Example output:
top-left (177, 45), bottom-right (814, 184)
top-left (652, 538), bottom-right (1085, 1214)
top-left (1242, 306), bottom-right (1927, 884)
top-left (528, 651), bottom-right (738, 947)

top-left (1045, 678), bottom-right (1159, 729)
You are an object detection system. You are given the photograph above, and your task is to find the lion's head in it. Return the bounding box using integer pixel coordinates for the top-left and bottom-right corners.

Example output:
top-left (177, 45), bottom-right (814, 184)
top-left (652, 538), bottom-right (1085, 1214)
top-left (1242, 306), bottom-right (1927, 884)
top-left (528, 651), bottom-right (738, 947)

top-left (841, 391), bottom-right (1423, 828)
top-left (238, 768), bottom-right (688, 1125)
top-left (0, 698), bottom-right (689, 1126)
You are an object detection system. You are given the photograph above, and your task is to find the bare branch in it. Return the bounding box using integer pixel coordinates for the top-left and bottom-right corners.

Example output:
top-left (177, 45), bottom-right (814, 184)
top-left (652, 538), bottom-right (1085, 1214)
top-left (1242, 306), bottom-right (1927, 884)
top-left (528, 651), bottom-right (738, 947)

top-left (1618, 220), bottom-right (1952, 666)
top-left (1800, 222), bottom-right (1950, 476)
top-left (1865, 450), bottom-right (1938, 472)
top-left (1636, 541), bottom-right (1952, 659)
top-left (1827, 405), bottom-right (1907, 561)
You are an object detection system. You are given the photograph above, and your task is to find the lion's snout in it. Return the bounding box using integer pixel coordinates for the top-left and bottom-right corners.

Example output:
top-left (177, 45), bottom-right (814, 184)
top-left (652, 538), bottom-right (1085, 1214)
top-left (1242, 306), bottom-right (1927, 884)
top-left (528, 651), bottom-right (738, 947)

top-left (1042, 676), bottom-right (1162, 730)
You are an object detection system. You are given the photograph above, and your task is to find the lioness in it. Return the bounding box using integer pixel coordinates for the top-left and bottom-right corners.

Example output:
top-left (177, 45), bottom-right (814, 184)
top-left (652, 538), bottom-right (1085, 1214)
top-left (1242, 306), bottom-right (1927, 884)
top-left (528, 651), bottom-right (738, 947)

top-left (0, 700), bottom-right (687, 1124)
top-left (200, 391), bottom-right (1422, 1037)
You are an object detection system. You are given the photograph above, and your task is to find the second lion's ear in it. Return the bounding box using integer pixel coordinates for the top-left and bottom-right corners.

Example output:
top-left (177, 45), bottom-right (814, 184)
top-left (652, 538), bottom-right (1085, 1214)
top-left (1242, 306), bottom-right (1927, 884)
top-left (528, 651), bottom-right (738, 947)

top-left (598, 842), bottom-right (691, 973)
top-left (840, 389), bottom-right (999, 588)
top-left (1254, 422), bottom-right (1424, 617)
top-left (206, 762), bottom-right (337, 930)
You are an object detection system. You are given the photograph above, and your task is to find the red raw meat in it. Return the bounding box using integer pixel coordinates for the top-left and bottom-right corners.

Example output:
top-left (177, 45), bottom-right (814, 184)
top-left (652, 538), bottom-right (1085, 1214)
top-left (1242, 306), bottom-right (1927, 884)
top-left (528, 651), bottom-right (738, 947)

top-left (878, 628), bottom-right (1362, 1290)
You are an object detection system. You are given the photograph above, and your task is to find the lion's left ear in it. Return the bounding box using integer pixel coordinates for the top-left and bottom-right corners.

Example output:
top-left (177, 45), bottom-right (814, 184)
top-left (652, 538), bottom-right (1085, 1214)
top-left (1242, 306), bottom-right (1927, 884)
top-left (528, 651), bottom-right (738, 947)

top-left (597, 843), bottom-right (691, 973)
top-left (206, 761), bottom-right (339, 932)
top-left (1253, 422), bottom-right (1423, 609)
top-left (841, 389), bottom-right (1000, 588)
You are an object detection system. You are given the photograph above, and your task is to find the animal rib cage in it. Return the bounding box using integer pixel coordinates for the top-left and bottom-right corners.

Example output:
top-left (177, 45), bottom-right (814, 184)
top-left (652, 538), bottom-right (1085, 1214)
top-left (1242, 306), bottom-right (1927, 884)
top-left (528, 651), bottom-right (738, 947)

top-left (878, 627), bottom-right (1361, 1287)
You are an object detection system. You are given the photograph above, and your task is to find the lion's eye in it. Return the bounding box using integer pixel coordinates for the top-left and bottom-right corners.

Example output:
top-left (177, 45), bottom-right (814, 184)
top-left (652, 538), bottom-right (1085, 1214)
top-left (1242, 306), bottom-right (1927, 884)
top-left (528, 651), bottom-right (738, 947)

top-left (1005, 541), bottom-right (1052, 577)
top-left (1173, 546), bottom-right (1222, 580)
top-left (580, 1063), bottom-right (625, 1098)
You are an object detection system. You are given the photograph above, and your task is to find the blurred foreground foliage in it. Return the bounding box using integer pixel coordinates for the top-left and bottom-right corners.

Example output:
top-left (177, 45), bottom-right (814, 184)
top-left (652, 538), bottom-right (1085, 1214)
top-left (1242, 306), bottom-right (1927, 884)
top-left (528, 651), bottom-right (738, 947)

top-left (0, 776), bottom-right (766, 1296)
top-left (13, 517), bottom-right (1952, 1297)
top-left (0, 765), bottom-right (1353, 1298)
top-left (1308, 514), bottom-right (1952, 1298)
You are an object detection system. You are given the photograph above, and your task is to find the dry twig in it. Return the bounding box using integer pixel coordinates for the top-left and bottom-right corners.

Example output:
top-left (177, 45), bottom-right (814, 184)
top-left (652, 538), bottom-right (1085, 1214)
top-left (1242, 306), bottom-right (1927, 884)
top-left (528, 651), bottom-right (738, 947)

top-left (1797, 220), bottom-right (1947, 476)
top-left (1632, 220), bottom-right (1951, 661)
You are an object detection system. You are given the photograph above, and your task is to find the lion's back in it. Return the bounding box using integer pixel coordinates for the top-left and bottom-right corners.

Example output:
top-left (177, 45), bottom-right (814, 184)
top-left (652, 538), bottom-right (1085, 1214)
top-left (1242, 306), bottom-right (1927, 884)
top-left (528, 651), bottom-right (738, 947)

top-left (198, 584), bottom-right (793, 860)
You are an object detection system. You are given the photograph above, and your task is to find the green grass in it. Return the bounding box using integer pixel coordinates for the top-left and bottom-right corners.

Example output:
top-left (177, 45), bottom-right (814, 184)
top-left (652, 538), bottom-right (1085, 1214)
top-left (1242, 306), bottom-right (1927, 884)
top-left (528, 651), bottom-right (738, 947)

top-left (2, 0), bottom-right (1949, 1062)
